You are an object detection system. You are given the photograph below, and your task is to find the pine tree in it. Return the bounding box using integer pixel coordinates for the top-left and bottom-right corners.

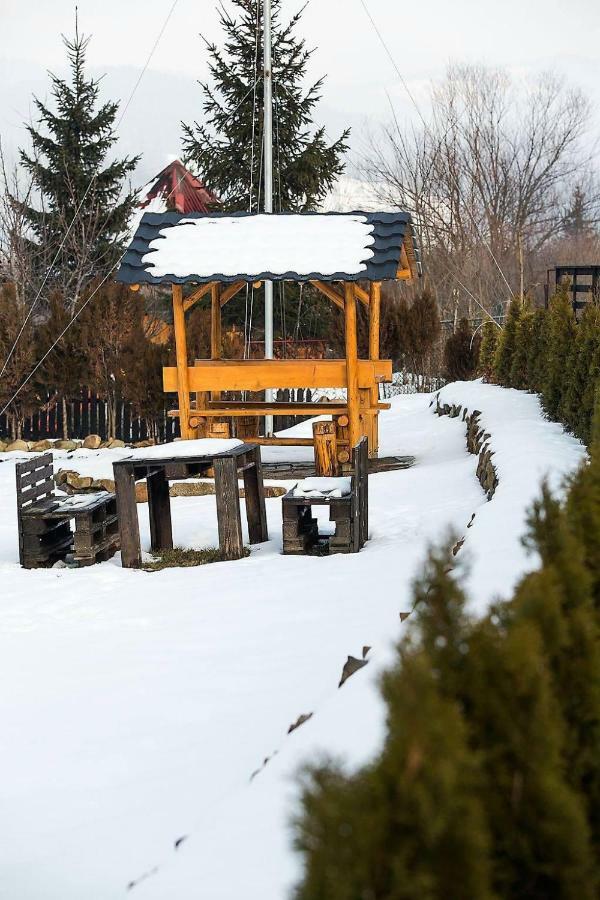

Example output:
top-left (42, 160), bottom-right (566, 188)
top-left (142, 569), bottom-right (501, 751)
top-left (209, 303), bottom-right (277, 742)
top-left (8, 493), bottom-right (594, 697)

top-left (181, 0), bottom-right (349, 212)
top-left (478, 321), bottom-right (500, 381)
top-left (541, 288), bottom-right (577, 421)
top-left (509, 305), bottom-right (535, 390)
top-left (295, 650), bottom-right (496, 900)
top-left (19, 20), bottom-right (139, 309)
top-left (443, 318), bottom-right (480, 382)
top-left (494, 298), bottom-right (522, 386)
top-left (559, 304), bottom-right (600, 441)
top-left (526, 308), bottom-right (549, 394)
top-left (518, 484), bottom-right (600, 854)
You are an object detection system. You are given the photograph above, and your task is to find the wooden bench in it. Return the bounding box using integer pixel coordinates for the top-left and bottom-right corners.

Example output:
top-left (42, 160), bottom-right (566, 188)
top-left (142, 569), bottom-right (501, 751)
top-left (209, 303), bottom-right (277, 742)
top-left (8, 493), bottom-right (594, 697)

top-left (281, 437), bottom-right (368, 555)
top-left (16, 453), bottom-right (120, 568)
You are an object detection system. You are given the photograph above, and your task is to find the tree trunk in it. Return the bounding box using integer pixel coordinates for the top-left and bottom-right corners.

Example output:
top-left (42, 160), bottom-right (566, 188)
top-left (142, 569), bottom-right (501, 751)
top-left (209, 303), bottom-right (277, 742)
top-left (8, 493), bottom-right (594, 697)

top-left (62, 395), bottom-right (68, 440)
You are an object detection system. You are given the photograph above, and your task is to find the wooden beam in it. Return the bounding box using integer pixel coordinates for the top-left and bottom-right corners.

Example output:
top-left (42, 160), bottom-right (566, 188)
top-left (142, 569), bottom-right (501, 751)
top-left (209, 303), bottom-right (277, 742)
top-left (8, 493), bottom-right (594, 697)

top-left (220, 281), bottom-right (246, 306)
top-left (183, 282), bottom-right (213, 312)
top-left (344, 282), bottom-right (361, 450)
top-left (310, 280), bottom-right (344, 309)
top-left (354, 284), bottom-right (370, 306)
top-left (163, 358), bottom-right (392, 393)
top-left (172, 284), bottom-right (192, 439)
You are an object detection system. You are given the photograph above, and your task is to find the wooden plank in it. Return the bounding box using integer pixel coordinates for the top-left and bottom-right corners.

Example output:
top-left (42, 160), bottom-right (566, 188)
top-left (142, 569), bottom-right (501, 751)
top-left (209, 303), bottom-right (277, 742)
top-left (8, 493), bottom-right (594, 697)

top-left (214, 455), bottom-right (245, 560)
top-left (310, 280), bottom-right (344, 309)
top-left (172, 284), bottom-right (192, 439)
top-left (220, 281), bottom-right (246, 306)
top-left (312, 421), bottom-right (338, 476)
top-left (164, 359), bottom-right (392, 393)
top-left (147, 469), bottom-right (173, 552)
top-left (344, 283), bottom-right (360, 450)
top-left (17, 464), bottom-right (53, 489)
top-left (236, 436), bottom-right (314, 447)
top-left (211, 282), bottom-right (222, 404)
top-left (113, 464), bottom-right (142, 568)
top-left (182, 282), bottom-right (213, 312)
top-left (242, 447), bottom-right (268, 544)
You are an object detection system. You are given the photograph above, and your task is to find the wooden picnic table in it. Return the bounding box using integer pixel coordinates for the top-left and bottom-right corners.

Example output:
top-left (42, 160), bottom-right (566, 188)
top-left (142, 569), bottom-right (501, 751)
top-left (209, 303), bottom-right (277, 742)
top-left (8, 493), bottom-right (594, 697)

top-left (112, 443), bottom-right (268, 568)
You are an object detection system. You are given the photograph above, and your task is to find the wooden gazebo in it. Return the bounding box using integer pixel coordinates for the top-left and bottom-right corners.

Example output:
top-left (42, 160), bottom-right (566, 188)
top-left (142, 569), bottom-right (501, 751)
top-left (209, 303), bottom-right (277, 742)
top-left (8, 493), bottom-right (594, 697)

top-left (116, 210), bottom-right (420, 462)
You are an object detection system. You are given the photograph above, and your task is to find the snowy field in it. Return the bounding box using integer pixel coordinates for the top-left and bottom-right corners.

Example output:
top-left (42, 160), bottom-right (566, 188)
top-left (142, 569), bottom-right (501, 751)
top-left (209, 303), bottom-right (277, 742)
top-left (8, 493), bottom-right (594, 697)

top-left (0, 382), bottom-right (585, 899)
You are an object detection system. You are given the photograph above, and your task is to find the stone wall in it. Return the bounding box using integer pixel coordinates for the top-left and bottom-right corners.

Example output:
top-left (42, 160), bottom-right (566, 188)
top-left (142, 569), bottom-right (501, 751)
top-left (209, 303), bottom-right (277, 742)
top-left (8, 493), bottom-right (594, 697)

top-left (435, 396), bottom-right (498, 500)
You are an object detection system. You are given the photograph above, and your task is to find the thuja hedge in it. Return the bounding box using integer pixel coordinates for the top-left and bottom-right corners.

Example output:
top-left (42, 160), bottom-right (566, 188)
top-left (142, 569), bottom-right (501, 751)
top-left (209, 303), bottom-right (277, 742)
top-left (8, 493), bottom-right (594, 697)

top-left (479, 288), bottom-right (600, 445)
top-left (293, 436), bottom-right (600, 900)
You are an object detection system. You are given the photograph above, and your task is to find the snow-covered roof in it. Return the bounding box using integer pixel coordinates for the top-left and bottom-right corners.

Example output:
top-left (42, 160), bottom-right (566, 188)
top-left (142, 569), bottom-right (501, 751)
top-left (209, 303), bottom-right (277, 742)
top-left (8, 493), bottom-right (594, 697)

top-left (116, 210), bottom-right (419, 285)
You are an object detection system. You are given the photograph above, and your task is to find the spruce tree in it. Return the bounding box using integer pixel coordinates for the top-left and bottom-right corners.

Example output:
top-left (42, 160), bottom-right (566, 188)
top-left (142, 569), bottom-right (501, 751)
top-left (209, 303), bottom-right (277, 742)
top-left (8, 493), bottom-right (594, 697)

top-left (443, 318), bottom-right (480, 382)
top-left (295, 650), bottom-right (495, 900)
top-left (517, 485), bottom-right (600, 854)
top-left (494, 298), bottom-right (522, 386)
top-left (526, 308), bottom-right (549, 394)
top-left (478, 321), bottom-right (500, 381)
top-left (181, 0), bottom-right (349, 212)
top-left (509, 305), bottom-right (534, 390)
top-left (19, 20), bottom-right (139, 308)
top-left (542, 288), bottom-right (577, 421)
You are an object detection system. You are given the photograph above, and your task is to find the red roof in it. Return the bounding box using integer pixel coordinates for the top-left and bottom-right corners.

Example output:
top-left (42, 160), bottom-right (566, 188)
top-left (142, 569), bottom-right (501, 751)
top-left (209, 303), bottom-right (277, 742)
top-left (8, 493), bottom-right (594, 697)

top-left (141, 159), bottom-right (218, 214)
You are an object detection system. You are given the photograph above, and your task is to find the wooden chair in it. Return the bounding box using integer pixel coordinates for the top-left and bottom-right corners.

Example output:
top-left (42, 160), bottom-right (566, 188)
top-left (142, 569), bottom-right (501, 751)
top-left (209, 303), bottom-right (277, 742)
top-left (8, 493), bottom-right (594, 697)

top-left (282, 437), bottom-right (368, 555)
top-left (16, 453), bottom-right (120, 568)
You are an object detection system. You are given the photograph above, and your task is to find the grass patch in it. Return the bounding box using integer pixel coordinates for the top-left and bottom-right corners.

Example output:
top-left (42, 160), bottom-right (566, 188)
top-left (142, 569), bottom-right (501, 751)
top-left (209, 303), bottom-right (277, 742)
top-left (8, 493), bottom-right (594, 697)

top-left (143, 546), bottom-right (249, 571)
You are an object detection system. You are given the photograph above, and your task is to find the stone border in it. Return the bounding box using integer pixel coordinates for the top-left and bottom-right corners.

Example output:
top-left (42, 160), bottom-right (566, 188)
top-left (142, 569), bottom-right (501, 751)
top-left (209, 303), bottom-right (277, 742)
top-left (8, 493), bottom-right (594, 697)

top-left (434, 396), bottom-right (498, 500)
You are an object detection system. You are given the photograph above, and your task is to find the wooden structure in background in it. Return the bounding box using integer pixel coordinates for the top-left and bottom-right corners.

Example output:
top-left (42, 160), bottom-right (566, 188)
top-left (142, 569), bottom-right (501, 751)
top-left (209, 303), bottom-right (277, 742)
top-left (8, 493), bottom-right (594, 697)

top-left (282, 437), bottom-right (368, 555)
top-left (113, 443), bottom-right (267, 568)
top-left (545, 265), bottom-right (600, 312)
top-left (116, 211), bottom-right (420, 463)
top-left (16, 453), bottom-right (119, 568)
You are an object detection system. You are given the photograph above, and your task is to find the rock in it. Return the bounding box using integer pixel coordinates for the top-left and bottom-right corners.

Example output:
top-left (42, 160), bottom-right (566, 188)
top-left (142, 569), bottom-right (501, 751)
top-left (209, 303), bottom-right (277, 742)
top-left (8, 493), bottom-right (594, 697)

top-left (0, 440), bottom-right (6, 452)
top-left (54, 440), bottom-right (78, 451)
top-left (98, 441), bottom-right (111, 449)
top-left (287, 712), bottom-right (313, 734)
top-left (65, 472), bottom-right (94, 490)
top-left (108, 438), bottom-right (126, 449)
top-left (30, 439), bottom-right (53, 452)
top-left (82, 434), bottom-right (102, 450)
top-left (91, 478), bottom-right (115, 493)
top-left (4, 439), bottom-right (29, 452)
top-left (54, 469), bottom-right (71, 486)
top-left (338, 654), bottom-right (368, 688)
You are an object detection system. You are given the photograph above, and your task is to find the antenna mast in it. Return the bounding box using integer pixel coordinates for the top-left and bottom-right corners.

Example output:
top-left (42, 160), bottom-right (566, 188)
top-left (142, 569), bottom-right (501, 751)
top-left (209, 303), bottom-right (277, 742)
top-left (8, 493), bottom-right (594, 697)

top-left (263, 0), bottom-right (274, 435)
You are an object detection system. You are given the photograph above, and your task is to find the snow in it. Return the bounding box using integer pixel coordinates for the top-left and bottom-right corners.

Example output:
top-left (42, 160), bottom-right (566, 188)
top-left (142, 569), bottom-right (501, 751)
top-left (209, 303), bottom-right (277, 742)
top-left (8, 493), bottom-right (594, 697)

top-left (294, 476), bottom-right (351, 498)
top-left (0, 382), bottom-right (586, 899)
top-left (142, 214), bottom-right (376, 278)
top-left (127, 437), bottom-right (243, 459)
top-left (436, 380), bottom-right (587, 611)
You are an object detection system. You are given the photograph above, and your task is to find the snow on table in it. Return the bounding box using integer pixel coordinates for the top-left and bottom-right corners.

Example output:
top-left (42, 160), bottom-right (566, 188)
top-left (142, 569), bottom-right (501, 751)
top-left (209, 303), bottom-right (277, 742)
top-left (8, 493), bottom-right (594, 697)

top-left (143, 214), bottom-right (375, 278)
top-left (0, 383), bottom-right (586, 900)
top-left (127, 437), bottom-right (243, 459)
top-left (293, 476), bottom-right (351, 498)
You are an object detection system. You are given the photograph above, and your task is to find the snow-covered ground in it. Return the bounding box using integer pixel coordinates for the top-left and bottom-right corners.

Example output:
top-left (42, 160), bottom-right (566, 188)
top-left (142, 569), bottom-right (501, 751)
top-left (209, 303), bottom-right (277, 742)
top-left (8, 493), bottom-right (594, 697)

top-left (0, 383), bottom-right (585, 899)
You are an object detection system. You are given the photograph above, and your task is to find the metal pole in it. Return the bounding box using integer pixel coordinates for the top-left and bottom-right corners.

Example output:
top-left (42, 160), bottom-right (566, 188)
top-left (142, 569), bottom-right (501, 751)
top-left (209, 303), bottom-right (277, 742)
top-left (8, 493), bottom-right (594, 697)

top-left (263, 0), bottom-right (274, 435)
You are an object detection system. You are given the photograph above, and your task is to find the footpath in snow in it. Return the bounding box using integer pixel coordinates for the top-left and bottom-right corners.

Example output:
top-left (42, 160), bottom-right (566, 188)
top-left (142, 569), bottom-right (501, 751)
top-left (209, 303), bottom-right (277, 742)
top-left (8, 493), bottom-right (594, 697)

top-left (0, 382), bottom-right (585, 899)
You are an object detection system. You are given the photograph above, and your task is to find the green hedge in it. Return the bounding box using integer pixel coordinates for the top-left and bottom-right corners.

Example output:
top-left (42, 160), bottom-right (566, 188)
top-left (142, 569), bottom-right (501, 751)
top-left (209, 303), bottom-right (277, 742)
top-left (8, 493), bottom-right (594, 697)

top-left (294, 442), bottom-right (600, 899)
top-left (484, 289), bottom-right (600, 445)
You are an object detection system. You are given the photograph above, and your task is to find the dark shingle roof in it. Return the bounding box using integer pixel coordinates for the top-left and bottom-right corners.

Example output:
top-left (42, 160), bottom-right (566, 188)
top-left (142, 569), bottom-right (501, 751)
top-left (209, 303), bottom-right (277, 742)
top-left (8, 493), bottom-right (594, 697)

top-left (116, 211), bottom-right (421, 285)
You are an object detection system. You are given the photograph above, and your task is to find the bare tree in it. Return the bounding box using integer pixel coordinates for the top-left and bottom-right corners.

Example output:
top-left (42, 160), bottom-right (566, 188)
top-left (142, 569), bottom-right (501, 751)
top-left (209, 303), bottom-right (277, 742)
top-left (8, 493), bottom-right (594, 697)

top-left (362, 65), bottom-right (598, 318)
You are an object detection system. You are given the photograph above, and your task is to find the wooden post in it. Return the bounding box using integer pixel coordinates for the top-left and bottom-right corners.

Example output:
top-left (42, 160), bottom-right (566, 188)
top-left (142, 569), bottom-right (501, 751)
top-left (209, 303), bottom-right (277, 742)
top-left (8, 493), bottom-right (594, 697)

top-left (344, 282), bottom-right (360, 451)
top-left (172, 284), bottom-right (192, 439)
top-left (368, 281), bottom-right (381, 457)
top-left (214, 455), bottom-right (245, 560)
top-left (147, 468), bottom-right (173, 552)
top-left (211, 283), bottom-right (222, 403)
top-left (113, 463), bottom-right (142, 568)
top-left (312, 420), bottom-right (338, 476)
top-left (242, 446), bottom-right (268, 544)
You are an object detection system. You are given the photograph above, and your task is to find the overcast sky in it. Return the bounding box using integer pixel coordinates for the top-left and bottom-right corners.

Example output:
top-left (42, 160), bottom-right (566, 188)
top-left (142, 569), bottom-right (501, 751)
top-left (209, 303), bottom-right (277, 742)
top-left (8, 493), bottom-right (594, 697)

top-left (1, 0), bottom-right (599, 185)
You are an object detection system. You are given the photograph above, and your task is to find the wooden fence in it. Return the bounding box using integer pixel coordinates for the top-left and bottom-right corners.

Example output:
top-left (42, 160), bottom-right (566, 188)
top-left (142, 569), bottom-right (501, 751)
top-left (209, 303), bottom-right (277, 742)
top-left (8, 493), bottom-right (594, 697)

top-left (0, 388), bottom-right (314, 443)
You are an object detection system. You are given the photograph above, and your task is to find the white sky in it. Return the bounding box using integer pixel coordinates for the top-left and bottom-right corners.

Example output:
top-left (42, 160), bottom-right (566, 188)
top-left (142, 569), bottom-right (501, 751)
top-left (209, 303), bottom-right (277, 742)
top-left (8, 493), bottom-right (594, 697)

top-left (1, 0), bottom-right (600, 185)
